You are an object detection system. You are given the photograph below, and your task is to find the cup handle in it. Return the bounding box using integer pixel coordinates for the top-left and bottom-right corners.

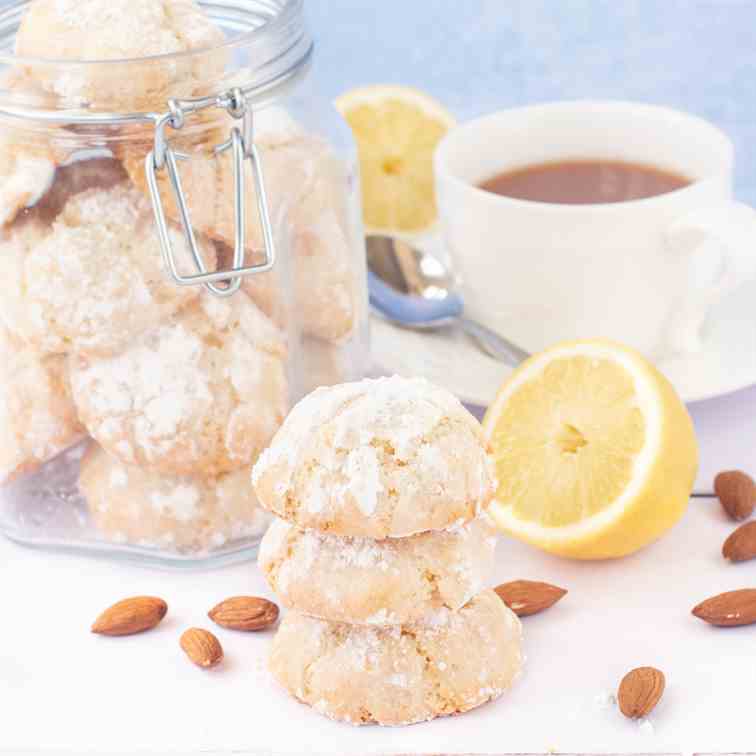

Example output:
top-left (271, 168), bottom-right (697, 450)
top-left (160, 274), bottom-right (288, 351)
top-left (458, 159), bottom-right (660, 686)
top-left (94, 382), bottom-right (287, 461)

top-left (663, 201), bottom-right (756, 354)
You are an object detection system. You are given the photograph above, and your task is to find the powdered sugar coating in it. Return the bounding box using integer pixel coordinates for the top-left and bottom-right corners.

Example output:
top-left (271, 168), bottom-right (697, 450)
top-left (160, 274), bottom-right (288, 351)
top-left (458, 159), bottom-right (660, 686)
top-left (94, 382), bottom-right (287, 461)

top-left (0, 327), bottom-right (84, 483)
top-left (15, 0), bottom-right (227, 111)
top-left (6, 183), bottom-right (214, 356)
top-left (79, 443), bottom-right (270, 552)
top-left (269, 589), bottom-right (522, 726)
top-left (259, 515), bottom-right (497, 625)
top-left (252, 376), bottom-right (496, 538)
top-left (0, 158), bottom-right (128, 348)
top-left (70, 291), bottom-right (288, 476)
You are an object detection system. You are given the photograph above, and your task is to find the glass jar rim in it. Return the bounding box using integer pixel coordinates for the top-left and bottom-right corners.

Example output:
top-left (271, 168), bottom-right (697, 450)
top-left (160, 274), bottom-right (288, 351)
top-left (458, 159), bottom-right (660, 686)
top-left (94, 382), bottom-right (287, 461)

top-left (0, 0), bottom-right (312, 123)
top-left (0, 0), bottom-right (302, 67)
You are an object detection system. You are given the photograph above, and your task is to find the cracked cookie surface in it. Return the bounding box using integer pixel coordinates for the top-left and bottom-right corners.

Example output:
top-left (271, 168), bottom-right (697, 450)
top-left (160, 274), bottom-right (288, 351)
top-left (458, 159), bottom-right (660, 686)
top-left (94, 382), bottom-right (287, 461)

top-left (252, 375), bottom-right (496, 538)
top-left (269, 589), bottom-right (522, 726)
top-left (0, 182), bottom-right (215, 357)
top-left (70, 291), bottom-right (288, 476)
top-left (259, 515), bottom-right (497, 625)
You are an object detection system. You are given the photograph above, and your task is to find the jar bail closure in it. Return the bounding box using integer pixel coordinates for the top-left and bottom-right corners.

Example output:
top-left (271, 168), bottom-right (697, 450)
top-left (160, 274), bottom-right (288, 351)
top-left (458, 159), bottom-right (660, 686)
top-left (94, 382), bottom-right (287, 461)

top-left (146, 87), bottom-right (276, 298)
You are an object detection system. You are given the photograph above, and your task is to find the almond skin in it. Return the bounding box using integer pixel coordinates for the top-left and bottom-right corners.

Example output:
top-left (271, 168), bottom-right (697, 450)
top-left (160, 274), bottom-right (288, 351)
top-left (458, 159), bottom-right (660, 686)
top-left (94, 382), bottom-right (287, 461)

top-left (208, 596), bottom-right (279, 631)
top-left (180, 628), bottom-right (223, 668)
top-left (715, 470), bottom-right (756, 521)
top-left (618, 666), bottom-right (665, 719)
top-left (91, 596), bottom-right (167, 636)
top-left (723, 521), bottom-right (756, 562)
top-left (692, 588), bottom-right (756, 627)
top-left (494, 580), bottom-right (567, 617)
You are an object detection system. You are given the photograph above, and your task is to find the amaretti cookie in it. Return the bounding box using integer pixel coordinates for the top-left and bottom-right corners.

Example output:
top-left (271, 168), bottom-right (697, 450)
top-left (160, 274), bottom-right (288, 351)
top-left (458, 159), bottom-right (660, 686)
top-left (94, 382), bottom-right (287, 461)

top-left (0, 327), bottom-right (84, 483)
top-left (70, 291), bottom-right (288, 477)
top-left (79, 444), bottom-right (271, 551)
top-left (252, 376), bottom-right (496, 538)
top-left (285, 210), bottom-right (356, 344)
top-left (34, 157), bottom-right (128, 222)
top-left (120, 107), bottom-right (303, 251)
top-left (0, 217), bottom-right (49, 337)
top-left (259, 515), bottom-right (497, 625)
top-left (123, 112), bottom-right (357, 343)
top-left (0, 68), bottom-right (73, 227)
top-left (237, 210), bottom-right (356, 344)
top-left (15, 0), bottom-right (227, 111)
top-left (269, 589), bottom-right (522, 726)
top-left (1, 183), bottom-right (216, 356)
top-left (0, 133), bottom-right (57, 227)
top-left (215, 210), bottom-right (356, 345)
top-left (248, 136), bottom-right (355, 343)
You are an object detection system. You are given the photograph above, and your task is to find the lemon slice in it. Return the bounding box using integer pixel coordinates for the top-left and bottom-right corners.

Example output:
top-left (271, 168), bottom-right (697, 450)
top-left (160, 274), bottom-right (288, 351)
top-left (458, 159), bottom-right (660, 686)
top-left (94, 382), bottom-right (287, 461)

top-left (483, 340), bottom-right (698, 559)
top-left (335, 85), bottom-right (455, 234)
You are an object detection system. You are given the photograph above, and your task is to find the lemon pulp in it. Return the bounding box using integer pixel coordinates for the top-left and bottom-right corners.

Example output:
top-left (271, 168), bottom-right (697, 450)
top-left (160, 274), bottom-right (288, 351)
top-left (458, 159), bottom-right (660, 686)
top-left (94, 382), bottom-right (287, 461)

top-left (335, 85), bottom-right (455, 233)
top-left (483, 340), bottom-right (698, 559)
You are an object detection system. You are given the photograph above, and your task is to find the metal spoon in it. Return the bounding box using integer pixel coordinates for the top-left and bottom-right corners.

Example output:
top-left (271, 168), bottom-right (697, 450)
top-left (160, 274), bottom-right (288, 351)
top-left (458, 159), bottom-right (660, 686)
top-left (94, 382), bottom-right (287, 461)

top-left (366, 234), bottom-right (530, 367)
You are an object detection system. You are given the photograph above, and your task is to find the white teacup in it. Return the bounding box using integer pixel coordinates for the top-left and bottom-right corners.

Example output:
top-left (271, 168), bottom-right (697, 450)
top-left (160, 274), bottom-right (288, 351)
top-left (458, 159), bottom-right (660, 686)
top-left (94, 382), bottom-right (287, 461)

top-left (434, 101), bottom-right (756, 358)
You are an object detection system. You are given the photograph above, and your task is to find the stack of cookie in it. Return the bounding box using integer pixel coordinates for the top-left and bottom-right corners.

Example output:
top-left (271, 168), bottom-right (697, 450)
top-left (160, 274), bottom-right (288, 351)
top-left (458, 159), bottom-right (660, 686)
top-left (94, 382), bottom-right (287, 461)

top-left (253, 375), bottom-right (523, 726)
top-left (0, 0), bottom-right (363, 553)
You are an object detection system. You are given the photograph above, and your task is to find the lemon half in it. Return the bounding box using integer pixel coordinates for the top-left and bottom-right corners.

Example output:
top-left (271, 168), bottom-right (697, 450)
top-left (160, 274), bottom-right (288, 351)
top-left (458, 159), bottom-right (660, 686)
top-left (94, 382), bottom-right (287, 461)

top-left (483, 340), bottom-right (698, 559)
top-left (335, 85), bottom-right (455, 234)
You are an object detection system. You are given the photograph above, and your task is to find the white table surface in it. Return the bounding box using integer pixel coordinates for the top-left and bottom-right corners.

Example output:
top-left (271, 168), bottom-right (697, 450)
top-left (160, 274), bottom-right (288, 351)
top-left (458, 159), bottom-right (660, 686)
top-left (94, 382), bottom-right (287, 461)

top-left (2, 385), bottom-right (756, 755)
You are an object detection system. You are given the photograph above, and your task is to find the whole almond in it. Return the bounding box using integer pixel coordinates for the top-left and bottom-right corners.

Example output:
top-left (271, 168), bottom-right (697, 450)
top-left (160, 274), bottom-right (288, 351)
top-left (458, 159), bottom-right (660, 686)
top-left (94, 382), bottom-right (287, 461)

top-left (494, 580), bottom-right (567, 617)
top-left (715, 470), bottom-right (756, 521)
top-left (723, 521), bottom-right (756, 562)
top-left (617, 666), bottom-right (665, 719)
top-left (208, 596), bottom-right (279, 631)
top-left (91, 596), bottom-right (167, 636)
top-left (180, 628), bottom-right (223, 668)
top-left (692, 588), bottom-right (756, 626)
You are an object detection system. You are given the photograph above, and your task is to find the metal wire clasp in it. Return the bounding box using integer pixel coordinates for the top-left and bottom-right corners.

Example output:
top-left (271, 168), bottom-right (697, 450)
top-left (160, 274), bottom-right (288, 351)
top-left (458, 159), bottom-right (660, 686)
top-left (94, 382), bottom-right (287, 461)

top-left (145, 88), bottom-right (276, 298)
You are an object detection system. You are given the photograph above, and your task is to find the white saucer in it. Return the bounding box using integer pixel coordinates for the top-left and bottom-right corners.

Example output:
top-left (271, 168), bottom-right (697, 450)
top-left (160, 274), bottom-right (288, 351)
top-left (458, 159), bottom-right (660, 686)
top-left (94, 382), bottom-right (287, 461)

top-left (371, 277), bottom-right (756, 407)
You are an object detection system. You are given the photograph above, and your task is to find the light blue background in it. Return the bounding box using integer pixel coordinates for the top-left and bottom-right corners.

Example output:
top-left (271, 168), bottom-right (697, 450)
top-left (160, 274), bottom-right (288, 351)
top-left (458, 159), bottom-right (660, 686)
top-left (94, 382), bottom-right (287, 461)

top-left (307, 0), bottom-right (756, 203)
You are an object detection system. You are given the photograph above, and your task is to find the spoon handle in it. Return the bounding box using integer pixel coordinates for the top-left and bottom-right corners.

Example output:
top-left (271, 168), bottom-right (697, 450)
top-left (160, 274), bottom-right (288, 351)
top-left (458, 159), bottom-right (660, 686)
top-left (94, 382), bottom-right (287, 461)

top-left (457, 317), bottom-right (531, 367)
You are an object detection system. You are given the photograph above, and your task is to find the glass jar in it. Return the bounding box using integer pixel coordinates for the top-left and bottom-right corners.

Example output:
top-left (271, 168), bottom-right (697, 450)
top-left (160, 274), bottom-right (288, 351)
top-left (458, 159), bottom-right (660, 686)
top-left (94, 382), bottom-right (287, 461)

top-left (0, 0), bottom-right (369, 566)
